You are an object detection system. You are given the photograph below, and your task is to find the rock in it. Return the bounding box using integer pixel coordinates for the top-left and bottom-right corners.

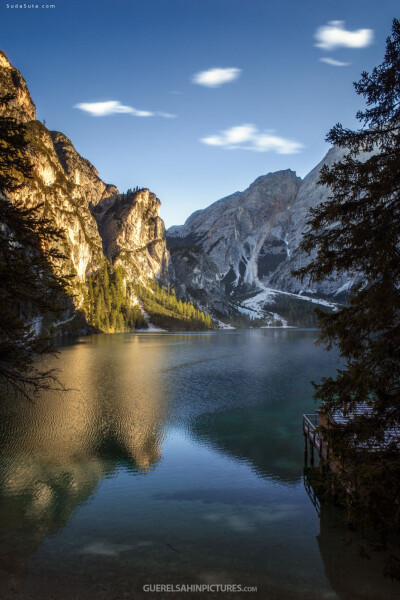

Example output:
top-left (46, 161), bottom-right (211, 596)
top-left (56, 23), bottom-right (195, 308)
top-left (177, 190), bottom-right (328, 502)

top-left (167, 237), bottom-right (230, 315)
top-left (0, 51), bottom-right (36, 122)
top-left (97, 188), bottom-right (169, 284)
top-left (0, 51), bottom-right (170, 332)
top-left (0, 49), bottom-right (364, 331)
top-left (167, 150), bottom-right (362, 314)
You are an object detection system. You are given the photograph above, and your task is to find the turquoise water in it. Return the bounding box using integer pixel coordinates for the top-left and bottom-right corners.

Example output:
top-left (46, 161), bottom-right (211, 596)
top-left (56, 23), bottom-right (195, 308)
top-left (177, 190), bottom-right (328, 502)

top-left (0, 330), bottom-right (398, 599)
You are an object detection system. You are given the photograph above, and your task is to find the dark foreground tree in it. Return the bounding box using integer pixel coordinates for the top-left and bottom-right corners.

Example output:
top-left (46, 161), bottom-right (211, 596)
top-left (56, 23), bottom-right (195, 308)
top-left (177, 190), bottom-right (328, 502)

top-left (295, 20), bottom-right (400, 547)
top-left (0, 97), bottom-right (69, 399)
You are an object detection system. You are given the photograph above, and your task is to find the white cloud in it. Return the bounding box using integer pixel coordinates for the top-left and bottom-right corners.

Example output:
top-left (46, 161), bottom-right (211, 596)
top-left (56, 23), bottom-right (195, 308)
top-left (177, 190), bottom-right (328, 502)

top-left (319, 57), bottom-right (350, 67)
top-left (156, 111), bottom-right (177, 119)
top-left (74, 100), bottom-right (175, 118)
top-left (201, 124), bottom-right (303, 154)
top-left (192, 67), bottom-right (241, 88)
top-left (315, 21), bottom-right (373, 51)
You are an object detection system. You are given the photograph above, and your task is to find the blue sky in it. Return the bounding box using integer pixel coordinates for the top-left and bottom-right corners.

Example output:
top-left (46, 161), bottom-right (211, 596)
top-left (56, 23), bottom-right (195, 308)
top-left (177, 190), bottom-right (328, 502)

top-left (1, 0), bottom-right (398, 227)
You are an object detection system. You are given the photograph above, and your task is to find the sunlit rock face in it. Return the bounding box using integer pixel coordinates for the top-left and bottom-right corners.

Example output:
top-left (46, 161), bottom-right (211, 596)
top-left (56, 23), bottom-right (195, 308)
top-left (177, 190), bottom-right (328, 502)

top-left (0, 53), bottom-right (112, 293)
top-left (0, 51), bottom-right (36, 122)
top-left (0, 49), bottom-right (361, 328)
top-left (96, 188), bottom-right (169, 284)
top-left (51, 131), bottom-right (120, 213)
top-left (168, 150), bottom-right (361, 310)
top-left (0, 51), bottom-right (171, 329)
top-left (6, 119), bottom-right (107, 321)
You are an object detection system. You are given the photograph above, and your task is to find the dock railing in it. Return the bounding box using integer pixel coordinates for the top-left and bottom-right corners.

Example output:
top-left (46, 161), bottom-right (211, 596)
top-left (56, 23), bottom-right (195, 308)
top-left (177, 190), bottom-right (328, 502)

top-left (303, 412), bottom-right (325, 459)
top-left (303, 413), bottom-right (319, 431)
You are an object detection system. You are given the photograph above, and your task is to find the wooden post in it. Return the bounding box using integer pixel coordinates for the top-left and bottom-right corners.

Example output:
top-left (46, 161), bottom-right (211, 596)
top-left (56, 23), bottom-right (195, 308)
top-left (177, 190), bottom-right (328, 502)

top-left (310, 439), bottom-right (314, 466)
top-left (304, 432), bottom-right (308, 465)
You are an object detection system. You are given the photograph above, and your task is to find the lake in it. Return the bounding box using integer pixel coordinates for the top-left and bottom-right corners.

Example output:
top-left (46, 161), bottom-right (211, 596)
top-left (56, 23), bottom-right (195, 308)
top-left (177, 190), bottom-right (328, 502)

top-left (0, 329), bottom-right (398, 599)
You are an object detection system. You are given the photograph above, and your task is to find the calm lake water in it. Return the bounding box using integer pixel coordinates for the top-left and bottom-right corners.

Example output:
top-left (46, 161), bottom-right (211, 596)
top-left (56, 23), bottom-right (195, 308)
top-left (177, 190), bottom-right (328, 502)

top-left (0, 329), bottom-right (398, 600)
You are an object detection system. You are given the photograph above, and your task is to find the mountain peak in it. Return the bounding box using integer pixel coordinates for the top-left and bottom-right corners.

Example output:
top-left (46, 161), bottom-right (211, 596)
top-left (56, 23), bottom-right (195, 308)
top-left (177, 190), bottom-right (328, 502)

top-left (0, 50), bottom-right (36, 122)
top-left (0, 51), bottom-right (12, 69)
top-left (248, 168), bottom-right (301, 190)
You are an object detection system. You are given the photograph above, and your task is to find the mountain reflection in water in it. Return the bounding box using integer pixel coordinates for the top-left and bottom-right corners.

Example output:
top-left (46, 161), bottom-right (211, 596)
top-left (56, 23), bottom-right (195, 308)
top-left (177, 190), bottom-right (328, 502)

top-left (0, 334), bottom-right (167, 588)
top-left (0, 331), bottom-right (398, 600)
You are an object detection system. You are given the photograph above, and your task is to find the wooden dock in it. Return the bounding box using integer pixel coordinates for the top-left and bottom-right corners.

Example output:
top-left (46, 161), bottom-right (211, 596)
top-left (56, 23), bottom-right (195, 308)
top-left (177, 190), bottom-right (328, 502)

top-left (303, 406), bottom-right (400, 498)
top-left (302, 411), bottom-right (345, 500)
top-left (303, 405), bottom-right (400, 465)
top-left (303, 412), bottom-right (329, 466)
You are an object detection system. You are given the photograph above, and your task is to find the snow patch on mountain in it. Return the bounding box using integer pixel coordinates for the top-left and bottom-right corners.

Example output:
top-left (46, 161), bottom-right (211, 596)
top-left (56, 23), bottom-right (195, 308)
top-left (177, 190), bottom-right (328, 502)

top-left (167, 145), bottom-right (361, 325)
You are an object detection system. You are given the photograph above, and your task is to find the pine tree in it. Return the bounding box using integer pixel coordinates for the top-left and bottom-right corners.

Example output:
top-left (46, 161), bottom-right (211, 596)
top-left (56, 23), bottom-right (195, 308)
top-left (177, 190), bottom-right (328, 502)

top-left (0, 97), bottom-right (69, 399)
top-left (102, 259), bottom-right (109, 288)
top-left (88, 279), bottom-right (94, 322)
top-left (295, 20), bottom-right (400, 537)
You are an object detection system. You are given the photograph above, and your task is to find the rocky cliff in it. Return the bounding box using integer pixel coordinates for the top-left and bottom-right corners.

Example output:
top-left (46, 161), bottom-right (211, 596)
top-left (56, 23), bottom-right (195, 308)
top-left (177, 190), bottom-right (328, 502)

top-left (0, 51), bottom-right (35, 122)
top-left (167, 147), bottom-right (361, 323)
top-left (0, 51), bottom-right (170, 332)
top-left (94, 188), bottom-right (169, 283)
top-left (265, 146), bottom-right (360, 298)
top-left (168, 169), bottom-right (301, 294)
top-left (0, 49), bottom-right (361, 331)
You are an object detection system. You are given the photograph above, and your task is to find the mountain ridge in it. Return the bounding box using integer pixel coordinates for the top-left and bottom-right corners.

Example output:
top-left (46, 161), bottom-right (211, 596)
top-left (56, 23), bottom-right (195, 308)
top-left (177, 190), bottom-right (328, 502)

top-left (167, 146), bottom-right (360, 323)
top-left (1, 49), bottom-right (360, 330)
top-left (0, 51), bottom-right (176, 333)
